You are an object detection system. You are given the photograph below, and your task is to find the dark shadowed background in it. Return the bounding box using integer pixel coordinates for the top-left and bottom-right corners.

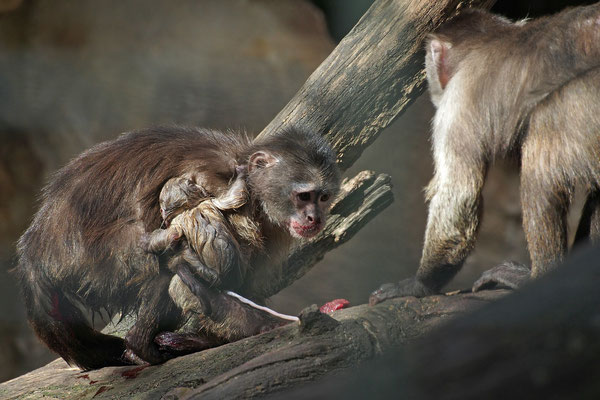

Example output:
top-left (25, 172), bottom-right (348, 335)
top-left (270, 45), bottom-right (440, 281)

top-left (0, 0), bottom-right (595, 382)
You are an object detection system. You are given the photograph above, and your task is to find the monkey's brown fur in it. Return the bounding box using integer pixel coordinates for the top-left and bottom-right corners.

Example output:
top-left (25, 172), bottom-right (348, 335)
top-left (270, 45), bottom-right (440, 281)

top-left (371, 4), bottom-right (600, 303)
top-left (17, 127), bottom-right (339, 370)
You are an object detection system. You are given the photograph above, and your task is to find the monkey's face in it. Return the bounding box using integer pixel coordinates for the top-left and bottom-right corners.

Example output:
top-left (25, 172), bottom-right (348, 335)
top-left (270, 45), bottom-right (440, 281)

top-left (247, 128), bottom-right (340, 239)
top-left (286, 184), bottom-right (334, 238)
top-left (247, 150), bottom-right (339, 240)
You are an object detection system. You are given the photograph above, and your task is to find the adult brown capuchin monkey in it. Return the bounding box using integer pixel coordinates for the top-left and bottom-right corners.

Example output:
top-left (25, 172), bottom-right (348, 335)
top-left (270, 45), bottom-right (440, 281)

top-left (17, 126), bottom-right (340, 370)
top-left (370, 4), bottom-right (600, 304)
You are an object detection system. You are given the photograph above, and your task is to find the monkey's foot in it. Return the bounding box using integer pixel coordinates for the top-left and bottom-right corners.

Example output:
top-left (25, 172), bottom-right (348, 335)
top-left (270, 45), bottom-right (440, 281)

top-left (154, 332), bottom-right (221, 356)
top-left (124, 330), bottom-right (177, 365)
top-left (472, 261), bottom-right (531, 292)
top-left (369, 277), bottom-right (434, 306)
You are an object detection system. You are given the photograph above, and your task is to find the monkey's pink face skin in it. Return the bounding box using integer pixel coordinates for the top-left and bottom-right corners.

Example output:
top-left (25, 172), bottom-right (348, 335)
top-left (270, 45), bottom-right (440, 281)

top-left (288, 218), bottom-right (324, 239)
top-left (288, 187), bottom-right (332, 239)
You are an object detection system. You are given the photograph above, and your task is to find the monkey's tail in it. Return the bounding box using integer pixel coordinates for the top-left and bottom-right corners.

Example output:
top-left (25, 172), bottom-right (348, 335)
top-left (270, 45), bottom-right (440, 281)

top-left (19, 269), bottom-right (129, 370)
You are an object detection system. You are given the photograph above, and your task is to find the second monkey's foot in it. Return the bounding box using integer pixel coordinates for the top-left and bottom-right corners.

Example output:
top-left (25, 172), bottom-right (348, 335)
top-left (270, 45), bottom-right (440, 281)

top-left (369, 277), bottom-right (435, 306)
top-left (472, 261), bottom-right (531, 292)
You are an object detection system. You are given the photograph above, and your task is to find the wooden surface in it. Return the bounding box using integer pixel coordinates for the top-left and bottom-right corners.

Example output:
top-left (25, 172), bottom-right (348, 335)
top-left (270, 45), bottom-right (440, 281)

top-left (281, 248), bottom-right (600, 399)
top-left (0, 290), bottom-right (508, 399)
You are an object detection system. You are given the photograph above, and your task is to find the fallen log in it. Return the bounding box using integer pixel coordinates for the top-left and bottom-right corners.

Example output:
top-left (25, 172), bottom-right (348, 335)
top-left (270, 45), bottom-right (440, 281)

top-left (0, 289), bottom-right (508, 399)
top-left (281, 247), bottom-right (600, 400)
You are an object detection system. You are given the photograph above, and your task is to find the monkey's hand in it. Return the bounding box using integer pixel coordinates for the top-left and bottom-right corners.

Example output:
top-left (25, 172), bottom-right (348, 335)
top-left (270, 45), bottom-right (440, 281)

top-left (472, 261), bottom-right (531, 292)
top-left (140, 226), bottom-right (183, 254)
top-left (369, 277), bottom-right (435, 306)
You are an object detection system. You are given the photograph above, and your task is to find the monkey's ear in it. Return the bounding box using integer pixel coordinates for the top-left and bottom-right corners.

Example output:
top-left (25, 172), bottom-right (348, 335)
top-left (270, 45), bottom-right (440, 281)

top-left (248, 151), bottom-right (279, 172)
top-left (429, 38), bottom-right (452, 90)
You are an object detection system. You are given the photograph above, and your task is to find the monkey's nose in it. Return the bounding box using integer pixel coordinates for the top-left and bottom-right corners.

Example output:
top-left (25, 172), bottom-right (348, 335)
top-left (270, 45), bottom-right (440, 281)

top-left (307, 215), bottom-right (321, 225)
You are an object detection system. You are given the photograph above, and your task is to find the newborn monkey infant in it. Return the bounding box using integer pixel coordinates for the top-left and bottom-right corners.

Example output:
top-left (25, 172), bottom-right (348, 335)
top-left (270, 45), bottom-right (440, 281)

top-left (145, 167), bottom-right (253, 289)
top-left (144, 168), bottom-right (298, 321)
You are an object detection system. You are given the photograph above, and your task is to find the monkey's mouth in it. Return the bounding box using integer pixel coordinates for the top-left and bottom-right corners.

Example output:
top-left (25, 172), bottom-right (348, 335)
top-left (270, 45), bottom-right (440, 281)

top-left (289, 220), bottom-right (322, 238)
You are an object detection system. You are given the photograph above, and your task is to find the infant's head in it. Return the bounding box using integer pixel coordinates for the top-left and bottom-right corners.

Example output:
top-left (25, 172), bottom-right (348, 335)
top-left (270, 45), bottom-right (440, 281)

top-left (159, 177), bottom-right (207, 224)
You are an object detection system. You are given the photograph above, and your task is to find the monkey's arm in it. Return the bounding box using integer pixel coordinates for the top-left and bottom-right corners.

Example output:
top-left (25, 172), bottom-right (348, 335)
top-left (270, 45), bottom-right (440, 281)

top-left (140, 226), bottom-right (183, 254)
top-left (211, 165), bottom-right (248, 210)
top-left (370, 142), bottom-right (487, 304)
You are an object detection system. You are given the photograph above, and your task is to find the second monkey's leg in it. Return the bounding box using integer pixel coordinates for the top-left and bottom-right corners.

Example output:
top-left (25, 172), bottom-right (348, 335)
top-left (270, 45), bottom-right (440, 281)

top-left (474, 155), bottom-right (571, 292)
top-left (523, 178), bottom-right (570, 278)
top-left (370, 152), bottom-right (487, 304)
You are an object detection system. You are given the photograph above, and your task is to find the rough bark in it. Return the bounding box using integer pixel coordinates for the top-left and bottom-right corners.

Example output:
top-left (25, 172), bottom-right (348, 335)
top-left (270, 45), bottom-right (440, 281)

top-left (0, 290), bottom-right (508, 399)
top-left (281, 247), bottom-right (600, 400)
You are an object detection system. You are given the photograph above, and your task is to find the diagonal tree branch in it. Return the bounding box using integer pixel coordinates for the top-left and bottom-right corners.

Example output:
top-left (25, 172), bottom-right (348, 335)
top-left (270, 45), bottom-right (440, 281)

top-left (248, 0), bottom-right (496, 298)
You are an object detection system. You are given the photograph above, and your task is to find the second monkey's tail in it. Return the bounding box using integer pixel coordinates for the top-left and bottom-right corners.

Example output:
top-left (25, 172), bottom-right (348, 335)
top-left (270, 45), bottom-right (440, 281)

top-left (18, 262), bottom-right (129, 371)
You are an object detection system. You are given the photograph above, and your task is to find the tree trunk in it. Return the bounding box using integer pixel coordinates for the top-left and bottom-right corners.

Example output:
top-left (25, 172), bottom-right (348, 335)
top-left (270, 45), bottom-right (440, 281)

top-left (259, 0), bottom-right (495, 172)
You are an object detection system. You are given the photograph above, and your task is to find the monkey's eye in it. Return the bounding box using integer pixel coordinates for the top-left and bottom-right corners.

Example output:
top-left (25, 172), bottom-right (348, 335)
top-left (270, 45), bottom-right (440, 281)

top-left (297, 192), bottom-right (311, 202)
top-left (320, 194), bottom-right (330, 202)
